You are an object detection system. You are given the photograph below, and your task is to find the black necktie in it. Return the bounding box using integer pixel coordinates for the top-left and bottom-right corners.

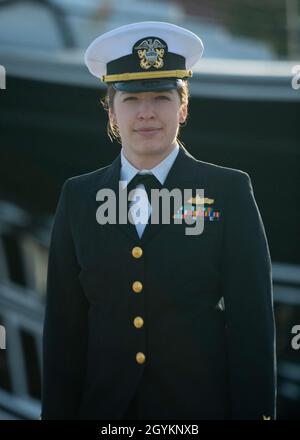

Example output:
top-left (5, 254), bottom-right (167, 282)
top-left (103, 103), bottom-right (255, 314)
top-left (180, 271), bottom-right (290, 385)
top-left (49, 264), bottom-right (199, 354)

top-left (127, 173), bottom-right (162, 201)
top-left (126, 173), bottom-right (163, 228)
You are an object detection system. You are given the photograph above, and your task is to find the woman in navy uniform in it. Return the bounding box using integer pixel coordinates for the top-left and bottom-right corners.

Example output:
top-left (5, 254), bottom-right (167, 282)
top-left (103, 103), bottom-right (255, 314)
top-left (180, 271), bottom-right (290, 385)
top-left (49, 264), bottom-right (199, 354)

top-left (41, 21), bottom-right (276, 420)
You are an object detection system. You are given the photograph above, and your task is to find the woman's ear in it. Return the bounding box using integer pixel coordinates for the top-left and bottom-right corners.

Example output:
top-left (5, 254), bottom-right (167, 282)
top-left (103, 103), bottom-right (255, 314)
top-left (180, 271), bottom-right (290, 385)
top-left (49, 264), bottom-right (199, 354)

top-left (179, 103), bottom-right (188, 124)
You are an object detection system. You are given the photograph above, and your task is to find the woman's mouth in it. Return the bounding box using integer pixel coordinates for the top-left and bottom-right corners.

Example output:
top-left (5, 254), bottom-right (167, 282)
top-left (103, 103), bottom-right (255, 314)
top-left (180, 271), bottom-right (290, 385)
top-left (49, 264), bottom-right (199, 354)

top-left (134, 128), bottom-right (162, 137)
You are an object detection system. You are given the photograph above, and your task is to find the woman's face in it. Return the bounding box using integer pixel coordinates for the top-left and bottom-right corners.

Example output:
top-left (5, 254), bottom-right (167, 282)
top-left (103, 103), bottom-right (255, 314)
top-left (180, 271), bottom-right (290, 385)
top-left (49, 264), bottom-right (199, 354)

top-left (109, 89), bottom-right (187, 158)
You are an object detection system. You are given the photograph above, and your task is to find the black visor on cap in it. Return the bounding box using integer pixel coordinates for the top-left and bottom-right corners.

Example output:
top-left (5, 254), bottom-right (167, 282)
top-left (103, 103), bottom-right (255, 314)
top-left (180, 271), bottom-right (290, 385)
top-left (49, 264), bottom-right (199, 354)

top-left (112, 78), bottom-right (184, 93)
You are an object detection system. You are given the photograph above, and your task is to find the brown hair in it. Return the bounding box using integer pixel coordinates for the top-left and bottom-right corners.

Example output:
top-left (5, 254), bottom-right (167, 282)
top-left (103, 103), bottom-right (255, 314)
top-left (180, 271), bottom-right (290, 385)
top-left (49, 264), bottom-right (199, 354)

top-left (100, 81), bottom-right (190, 143)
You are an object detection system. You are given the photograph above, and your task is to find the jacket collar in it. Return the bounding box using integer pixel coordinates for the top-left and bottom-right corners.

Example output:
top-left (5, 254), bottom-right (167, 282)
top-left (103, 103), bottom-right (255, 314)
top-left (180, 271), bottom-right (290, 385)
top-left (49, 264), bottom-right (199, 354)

top-left (90, 146), bottom-right (207, 244)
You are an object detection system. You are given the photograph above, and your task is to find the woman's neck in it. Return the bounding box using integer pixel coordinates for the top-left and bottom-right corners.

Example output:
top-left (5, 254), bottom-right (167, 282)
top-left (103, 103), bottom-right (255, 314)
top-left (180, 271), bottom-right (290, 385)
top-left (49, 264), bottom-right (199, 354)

top-left (122, 143), bottom-right (177, 170)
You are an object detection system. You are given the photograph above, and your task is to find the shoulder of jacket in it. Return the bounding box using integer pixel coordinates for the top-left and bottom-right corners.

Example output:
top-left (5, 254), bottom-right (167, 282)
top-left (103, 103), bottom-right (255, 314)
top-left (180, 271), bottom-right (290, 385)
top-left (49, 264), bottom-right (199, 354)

top-left (62, 164), bottom-right (111, 193)
top-left (195, 158), bottom-right (251, 185)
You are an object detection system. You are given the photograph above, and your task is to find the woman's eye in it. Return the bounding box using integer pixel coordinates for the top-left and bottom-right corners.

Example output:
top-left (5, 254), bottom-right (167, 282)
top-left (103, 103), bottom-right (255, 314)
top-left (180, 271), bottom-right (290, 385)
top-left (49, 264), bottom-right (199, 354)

top-left (156, 96), bottom-right (170, 100)
top-left (123, 96), bottom-right (136, 102)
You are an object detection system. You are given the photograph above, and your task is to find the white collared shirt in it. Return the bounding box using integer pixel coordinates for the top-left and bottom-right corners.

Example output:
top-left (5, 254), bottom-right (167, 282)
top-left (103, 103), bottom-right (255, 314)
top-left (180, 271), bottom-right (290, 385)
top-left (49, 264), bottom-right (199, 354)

top-left (120, 143), bottom-right (179, 237)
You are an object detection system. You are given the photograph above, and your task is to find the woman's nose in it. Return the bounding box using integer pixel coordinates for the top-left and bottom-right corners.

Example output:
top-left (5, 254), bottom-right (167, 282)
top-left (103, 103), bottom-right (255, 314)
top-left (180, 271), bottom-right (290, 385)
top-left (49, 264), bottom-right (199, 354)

top-left (137, 101), bottom-right (155, 119)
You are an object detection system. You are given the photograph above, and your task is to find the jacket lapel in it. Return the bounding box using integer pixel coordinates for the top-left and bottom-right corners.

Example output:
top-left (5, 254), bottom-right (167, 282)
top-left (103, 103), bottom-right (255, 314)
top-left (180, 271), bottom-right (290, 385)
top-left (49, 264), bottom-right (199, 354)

top-left (90, 154), bottom-right (141, 243)
top-left (141, 147), bottom-right (206, 244)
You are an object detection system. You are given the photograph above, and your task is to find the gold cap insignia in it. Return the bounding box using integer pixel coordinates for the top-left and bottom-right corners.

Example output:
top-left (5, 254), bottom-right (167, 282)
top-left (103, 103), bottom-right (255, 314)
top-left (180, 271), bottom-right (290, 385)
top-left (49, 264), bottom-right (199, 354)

top-left (263, 415), bottom-right (271, 420)
top-left (134, 38), bottom-right (166, 70)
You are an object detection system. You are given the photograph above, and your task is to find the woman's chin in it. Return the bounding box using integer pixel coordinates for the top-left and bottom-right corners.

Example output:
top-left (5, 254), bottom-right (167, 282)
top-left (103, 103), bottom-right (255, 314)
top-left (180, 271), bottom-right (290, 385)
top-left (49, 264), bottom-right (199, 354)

top-left (136, 144), bottom-right (165, 156)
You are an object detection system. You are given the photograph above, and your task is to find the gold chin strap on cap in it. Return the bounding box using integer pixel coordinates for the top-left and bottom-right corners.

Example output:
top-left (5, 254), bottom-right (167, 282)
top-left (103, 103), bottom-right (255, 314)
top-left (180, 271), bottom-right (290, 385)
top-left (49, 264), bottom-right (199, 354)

top-left (101, 69), bottom-right (192, 82)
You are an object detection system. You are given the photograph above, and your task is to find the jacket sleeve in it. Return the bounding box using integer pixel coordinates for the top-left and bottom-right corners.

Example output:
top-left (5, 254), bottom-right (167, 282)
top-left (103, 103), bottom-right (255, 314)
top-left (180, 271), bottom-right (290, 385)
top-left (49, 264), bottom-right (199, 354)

top-left (221, 172), bottom-right (277, 420)
top-left (41, 179), bottom-right (89, 419)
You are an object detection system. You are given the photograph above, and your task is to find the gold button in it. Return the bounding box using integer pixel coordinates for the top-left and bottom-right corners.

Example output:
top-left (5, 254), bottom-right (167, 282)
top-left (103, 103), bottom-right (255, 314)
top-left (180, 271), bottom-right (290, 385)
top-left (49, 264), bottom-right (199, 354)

top-left (133, 316), bottom-right (144, 328)
top-left (132, 246), bottom-right (143, 259)
top-left (136, 352), bottom-right (146, 364)
top-left (132, 281), bottom-right (143, 293)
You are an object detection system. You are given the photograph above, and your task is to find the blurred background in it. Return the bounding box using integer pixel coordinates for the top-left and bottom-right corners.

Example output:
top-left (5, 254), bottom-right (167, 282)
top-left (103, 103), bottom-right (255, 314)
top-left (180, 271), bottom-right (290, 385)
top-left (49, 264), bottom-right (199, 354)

top-left (0, 0), bottom-right (300, 420)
